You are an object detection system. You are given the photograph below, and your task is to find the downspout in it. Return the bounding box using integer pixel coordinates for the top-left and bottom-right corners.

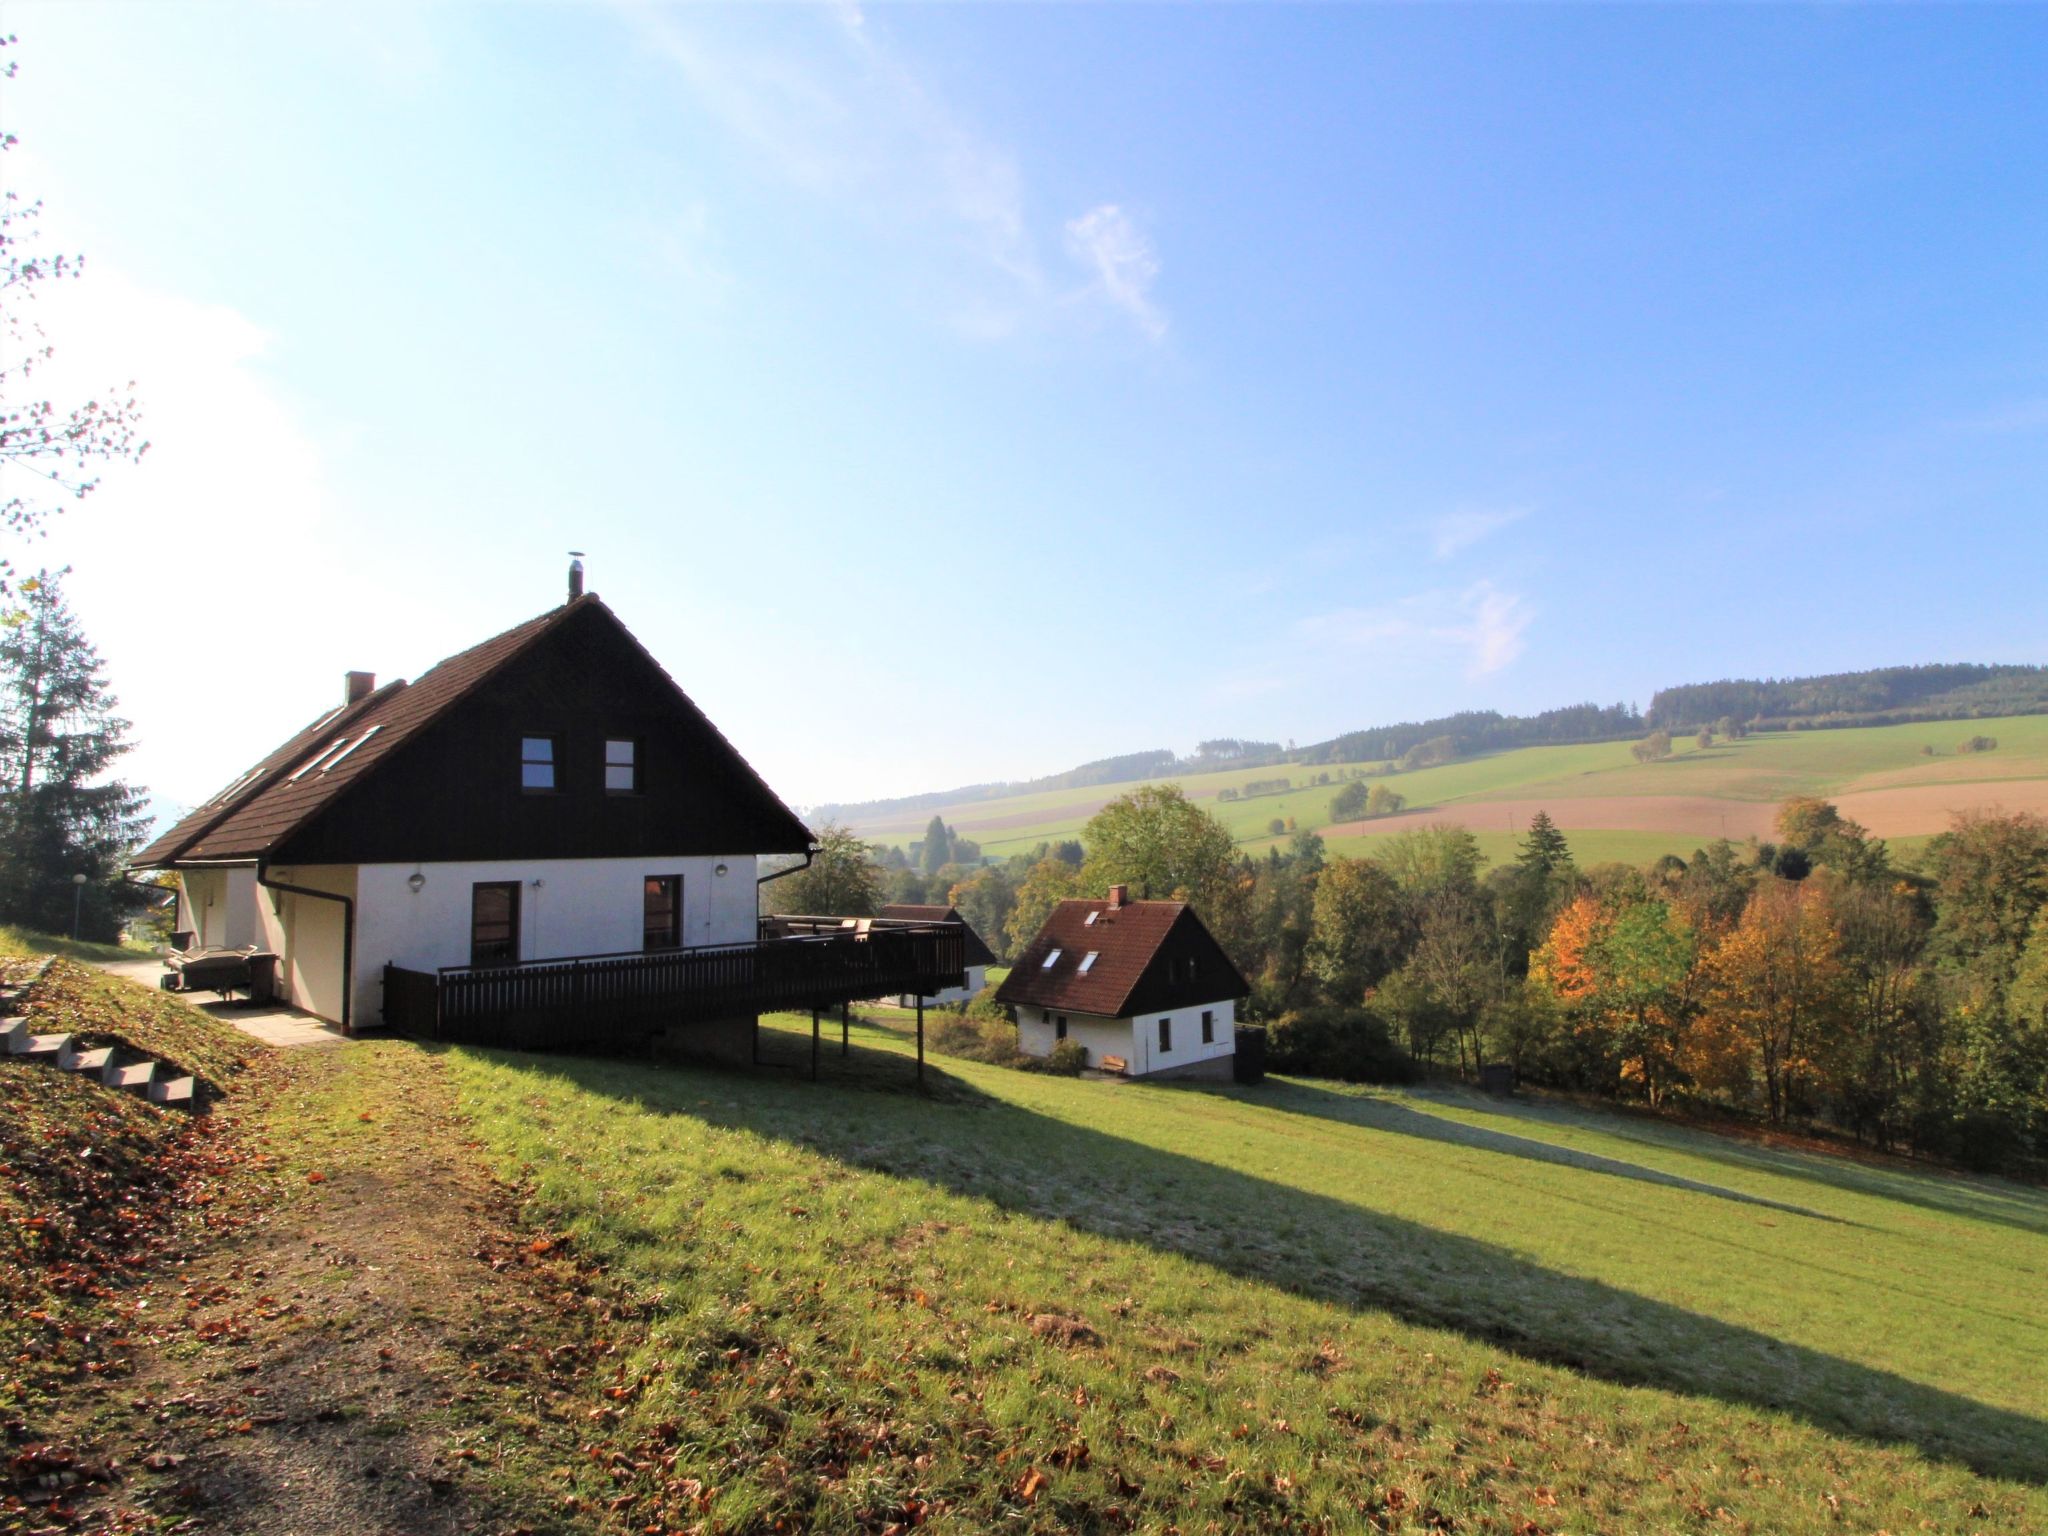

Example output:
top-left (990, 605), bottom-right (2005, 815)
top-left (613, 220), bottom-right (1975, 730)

top-left (755, 848), bottom-right (816, 938)
top-left (256, 860), bottom-right (355, 1036)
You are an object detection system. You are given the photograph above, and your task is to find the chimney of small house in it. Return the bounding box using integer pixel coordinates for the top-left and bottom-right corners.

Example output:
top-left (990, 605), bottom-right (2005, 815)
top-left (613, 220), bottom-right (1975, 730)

top-left (568, 552), bottom-right (585, 602)
top-left (345, 671), bottom-right (375, 705)
top-left (1107, 883), bottom-right (1128, 910)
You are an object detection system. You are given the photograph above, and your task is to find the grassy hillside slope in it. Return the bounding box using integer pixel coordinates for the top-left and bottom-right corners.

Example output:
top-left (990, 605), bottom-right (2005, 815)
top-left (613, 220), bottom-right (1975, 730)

top-left (448, 1014), bottom-right (2048, 1534)
top-left (850, 712), bottom-right (2048, 865)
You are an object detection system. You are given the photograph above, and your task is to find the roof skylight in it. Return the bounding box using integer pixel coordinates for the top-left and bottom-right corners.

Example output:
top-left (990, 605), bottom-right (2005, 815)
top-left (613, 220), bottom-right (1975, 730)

top-left (287, 738), bottom-right (352, 782)
top-left (1078, 951), bottom-right (1099, 974)
top-left (1084, 910), bottom-right (1099, 925)
top-left (1041, 948), bottom-right (1063, 969)
top-left (320, 724), bottom-right (382, 772)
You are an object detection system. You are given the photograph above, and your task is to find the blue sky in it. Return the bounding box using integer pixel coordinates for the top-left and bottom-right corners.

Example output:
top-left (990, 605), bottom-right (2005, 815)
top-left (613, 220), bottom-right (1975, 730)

top-left (10, 3), bottom-right (2048, 814)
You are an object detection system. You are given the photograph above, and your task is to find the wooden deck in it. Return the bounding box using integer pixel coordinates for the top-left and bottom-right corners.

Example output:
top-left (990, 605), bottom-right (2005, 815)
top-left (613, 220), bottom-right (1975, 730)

top-left (381, 917), bottom-right (966, 1059)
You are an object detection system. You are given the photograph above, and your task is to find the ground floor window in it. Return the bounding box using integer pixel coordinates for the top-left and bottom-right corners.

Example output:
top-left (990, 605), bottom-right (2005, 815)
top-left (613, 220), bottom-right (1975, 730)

top-left (1158, 1017), bottom-right (1173, 1052)
top-left (1056, 1015), bottom-right (1068, 1039)
top-left (470, 881), bottom-right (520, 966)
top-left (644, 874), bottom-right (682, 950)
top-left (1201, 1009), bottom-right (1215, 1044)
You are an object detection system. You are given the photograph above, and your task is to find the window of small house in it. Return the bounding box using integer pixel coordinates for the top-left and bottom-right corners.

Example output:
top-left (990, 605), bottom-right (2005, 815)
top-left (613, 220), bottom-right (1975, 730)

top-left (643, 875), bottom-right (681, 951)
top-left (521, 735), bottom-right (558, 792)
top-left (1041, 948), bottom-right (1063, 969)
top-left (605, 738), bottom-right (639, 794)
top-left (1158, 1017), bottom-right (1173, 1052)
top-left (1056, 1016), bottom-right (1068, 1040)
top-left (470, 881), bottom-right (521, 966)
top-left (1201, 1009), bottom-right (1215, 1044)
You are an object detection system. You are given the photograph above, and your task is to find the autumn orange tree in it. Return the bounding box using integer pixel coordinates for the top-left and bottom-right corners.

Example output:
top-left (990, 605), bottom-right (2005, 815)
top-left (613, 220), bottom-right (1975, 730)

top-left (1700, 879), bottom-right (1846, 1125)
top-left (1530, 893), bottom-right (1700, 1105)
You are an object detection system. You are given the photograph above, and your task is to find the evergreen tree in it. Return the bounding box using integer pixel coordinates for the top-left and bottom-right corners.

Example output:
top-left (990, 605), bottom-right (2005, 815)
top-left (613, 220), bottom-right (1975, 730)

top-left (0, 570), bottom-right (148, 938)
top-left (1516, 810), bottom-right (1573, 879)
top-left (919, 814), bottom-right (953, 875)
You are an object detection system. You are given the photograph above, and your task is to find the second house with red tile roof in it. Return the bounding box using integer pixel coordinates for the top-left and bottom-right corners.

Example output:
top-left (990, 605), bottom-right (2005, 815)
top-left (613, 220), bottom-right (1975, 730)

top-left (995, 885), bottom-right (1249, 1080)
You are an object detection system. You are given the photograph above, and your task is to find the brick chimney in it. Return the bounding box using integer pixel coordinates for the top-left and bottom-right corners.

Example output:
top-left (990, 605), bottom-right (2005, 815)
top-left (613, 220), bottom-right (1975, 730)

top-left (1107, 883), bottom-right (1129, 910)
top-left (345, 671), bottom-right (376, 705)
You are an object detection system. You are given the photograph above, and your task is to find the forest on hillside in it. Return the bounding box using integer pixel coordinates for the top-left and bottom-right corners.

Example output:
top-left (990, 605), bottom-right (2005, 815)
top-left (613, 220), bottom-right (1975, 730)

top-left (818, 662), bottom-right (2048, 824)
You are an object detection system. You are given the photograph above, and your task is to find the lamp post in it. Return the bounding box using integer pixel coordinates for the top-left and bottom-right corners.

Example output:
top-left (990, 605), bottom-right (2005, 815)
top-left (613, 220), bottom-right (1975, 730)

top-left (71, 872), bottom-right (88, 941)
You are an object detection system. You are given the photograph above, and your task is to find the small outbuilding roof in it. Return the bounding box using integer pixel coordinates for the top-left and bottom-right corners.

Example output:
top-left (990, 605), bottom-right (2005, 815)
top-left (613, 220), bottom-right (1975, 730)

top-left (996, 892), bottom-right (1248, 1020)
top-left (878, 903), bottom-right (998, 968)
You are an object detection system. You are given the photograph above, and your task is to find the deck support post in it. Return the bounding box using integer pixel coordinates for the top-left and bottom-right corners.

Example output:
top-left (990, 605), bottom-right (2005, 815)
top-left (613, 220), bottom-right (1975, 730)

top-left (841, 1000), bottom-right (850, 1057)
top-left (916, 995), bottom-right (925, 1087)
top-left (811, 1007), bottom-right (820, 1081)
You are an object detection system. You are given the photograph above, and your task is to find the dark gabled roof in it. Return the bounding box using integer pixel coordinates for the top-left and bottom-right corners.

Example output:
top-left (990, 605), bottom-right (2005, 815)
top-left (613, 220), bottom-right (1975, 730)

top-left (133, 595), bottom-right (812, 867)
top-left (995, 898), bottom-right (1248, 1018)
top-left (879, 903), bottom-right (997, 968)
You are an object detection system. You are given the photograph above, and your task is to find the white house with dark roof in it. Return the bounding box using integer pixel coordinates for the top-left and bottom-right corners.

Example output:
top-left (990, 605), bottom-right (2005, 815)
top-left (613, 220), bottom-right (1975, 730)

top-left (879, 903), bottom-right (997, 1005)
top-left (132, 574), bottom-right (816, 1032)
top-left (995, 885), bottom-right (1249, 1080)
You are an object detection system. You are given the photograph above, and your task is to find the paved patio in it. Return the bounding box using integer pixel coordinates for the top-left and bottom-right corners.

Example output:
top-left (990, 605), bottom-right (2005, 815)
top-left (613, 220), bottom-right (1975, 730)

top-left (92, 959), bottom-right (349, 1048)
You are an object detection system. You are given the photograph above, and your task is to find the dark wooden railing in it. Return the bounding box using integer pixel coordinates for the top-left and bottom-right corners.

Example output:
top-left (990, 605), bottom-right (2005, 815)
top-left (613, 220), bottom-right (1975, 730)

top-left (381, 918), bottom-right (966, 1052)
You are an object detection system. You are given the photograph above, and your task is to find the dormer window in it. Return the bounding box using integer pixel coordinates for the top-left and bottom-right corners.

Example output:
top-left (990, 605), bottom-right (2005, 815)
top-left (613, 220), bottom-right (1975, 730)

top-left (521, 735), bottom-right (558, 792)
top-left (1041, 948), bottom-right (1063, 969)
top-left (605, 738), bottom-right (639, 794)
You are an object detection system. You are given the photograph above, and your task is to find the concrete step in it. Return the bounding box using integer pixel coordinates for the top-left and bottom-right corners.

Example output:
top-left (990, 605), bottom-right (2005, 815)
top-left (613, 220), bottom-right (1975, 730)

top-left (102, 1058), bottom-right (157, 1094)
top-left (0, 1016), bottom-right (25, 1047)
top-left (10, 1030), bottom-right (68, 1061)
top-left (148, 1075), bottom-right (196, 1109)
top-left (58, 1039), bottom-right (114, 1074)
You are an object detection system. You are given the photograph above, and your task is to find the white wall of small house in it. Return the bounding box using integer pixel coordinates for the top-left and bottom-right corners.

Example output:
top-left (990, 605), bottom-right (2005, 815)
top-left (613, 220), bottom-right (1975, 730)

top-left (898, 964), bottom-right (986, 1007)
top-left (1017, 997), bottom-right (1236, 1077)
top-left (349, 854), bottom-right (760, 1029)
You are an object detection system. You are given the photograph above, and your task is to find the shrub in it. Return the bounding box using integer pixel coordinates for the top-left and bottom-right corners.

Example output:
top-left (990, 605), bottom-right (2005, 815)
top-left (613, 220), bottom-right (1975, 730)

top-left (1958, 735), bottom-right (1999, 755)
top-left (1265, 1005), bottom-right (1418, 1084)
top-left (1365, 784), bottom-right (1406, 817)
top-left (926, 1011), bottom-right (1027, 1067)
top-left (1042, 1039), bottom-right (1089, 1076)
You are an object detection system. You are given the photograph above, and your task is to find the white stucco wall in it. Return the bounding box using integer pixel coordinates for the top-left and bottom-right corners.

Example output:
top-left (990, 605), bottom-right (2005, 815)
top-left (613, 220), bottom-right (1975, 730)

top-left (177, 867), bottom-right (260, 949)
top-left (255, 865), bottom-right (355, 1025)
top-left (352, 853), bottom-right (760, 1028)
top-left (1017, 997), bottom-right (1236, 1078)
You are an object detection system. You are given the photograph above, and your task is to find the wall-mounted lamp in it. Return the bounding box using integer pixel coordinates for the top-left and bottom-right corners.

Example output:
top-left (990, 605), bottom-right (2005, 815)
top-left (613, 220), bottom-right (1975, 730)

top-left (406, 871), bottom-right (426, 893)
top-left (714, 862), bottom-right (729, 877)
top-left (530, 878), bottom-right (546, 890)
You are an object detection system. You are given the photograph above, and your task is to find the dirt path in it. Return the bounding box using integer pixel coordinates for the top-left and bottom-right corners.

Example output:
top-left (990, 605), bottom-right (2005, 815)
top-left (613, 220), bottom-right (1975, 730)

top-left (50, 1044), bottom-right (616, 1536)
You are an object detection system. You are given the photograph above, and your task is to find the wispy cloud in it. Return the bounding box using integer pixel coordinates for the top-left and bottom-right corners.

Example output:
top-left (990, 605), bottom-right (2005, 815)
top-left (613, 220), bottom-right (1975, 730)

top-left (1065, 204), bottom-right (1166, 341)
top-left (624, 5), bottom-right (1164, 341)
top-left (1429, 504), bottom-right (1528, 560)
top-left (1295, 581), bottom-right (1534, 679)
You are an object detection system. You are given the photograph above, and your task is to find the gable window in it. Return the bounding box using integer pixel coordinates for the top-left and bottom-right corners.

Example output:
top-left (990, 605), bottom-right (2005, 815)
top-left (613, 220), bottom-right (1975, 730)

top-left (1158, 1017), bottom-right (1173, 1053)
top-left (643, 875), bottom-right (681, 951)
top-left (470, 882), bottom-right (521, 966)
top-left (605, 738), bottom-right (640, 795)
top-left (1201, 1009), bottom-right (1216, 1044)
top-left (1041, 948), bottom-right (1063, 969)
top-left (521, 735), bottom-right (558, 792)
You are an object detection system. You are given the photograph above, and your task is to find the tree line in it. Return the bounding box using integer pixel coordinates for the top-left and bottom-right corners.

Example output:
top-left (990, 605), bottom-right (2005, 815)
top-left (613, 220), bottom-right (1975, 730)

top-left (776, 786), bottom-right (2048, 1177)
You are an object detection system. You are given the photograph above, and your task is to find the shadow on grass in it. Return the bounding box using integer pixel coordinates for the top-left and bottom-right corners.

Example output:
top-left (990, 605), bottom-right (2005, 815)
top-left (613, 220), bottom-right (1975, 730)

top-left (465, 1031), bottom-right (2048, 1488)
top-left (1420, 1083), bottom-right (2048, 1240)
top-left (1241, 1079), bottom-right (1855, 1225)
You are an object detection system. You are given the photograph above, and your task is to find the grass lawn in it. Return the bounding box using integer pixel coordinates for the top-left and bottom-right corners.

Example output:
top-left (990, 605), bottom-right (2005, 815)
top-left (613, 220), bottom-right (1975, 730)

top-left (0, 923), bottom-right (159, 964)
top-left (445, 1013), bottom-right (2048, 1535)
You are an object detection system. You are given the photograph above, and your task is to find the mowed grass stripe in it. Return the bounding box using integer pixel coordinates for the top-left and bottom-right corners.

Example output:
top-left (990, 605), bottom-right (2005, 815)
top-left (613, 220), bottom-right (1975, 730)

top-left (445, 1017), bottom-right (2048, 1534)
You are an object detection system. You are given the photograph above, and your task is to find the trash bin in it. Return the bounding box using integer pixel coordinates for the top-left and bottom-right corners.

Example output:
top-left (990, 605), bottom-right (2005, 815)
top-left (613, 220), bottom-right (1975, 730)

top-left (170, 930), bottom-right (196, 953)
top-left (245, 952), bottom-right (280, 1006)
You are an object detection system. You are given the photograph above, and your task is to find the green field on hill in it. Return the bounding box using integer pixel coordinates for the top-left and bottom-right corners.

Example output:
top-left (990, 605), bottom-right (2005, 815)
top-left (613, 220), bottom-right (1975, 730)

top-left (448, 1013), bottom-right (2048, 1534)
top-left (850, 712), bottom-right (2048, 867)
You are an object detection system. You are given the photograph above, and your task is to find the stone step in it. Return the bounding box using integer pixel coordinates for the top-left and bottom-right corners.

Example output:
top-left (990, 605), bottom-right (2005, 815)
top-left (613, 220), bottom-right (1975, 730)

top-left (102, 1058), bottom-right (157, 1094)
top-left (0, 1016), bottom-right (25, 1047)
top-left (10, 1030), bottom-right (68, 1061)
top-left (58, 1039), bottom-right (114, 1074)
top-left (148, 1075), bottom-right (196, 1108)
